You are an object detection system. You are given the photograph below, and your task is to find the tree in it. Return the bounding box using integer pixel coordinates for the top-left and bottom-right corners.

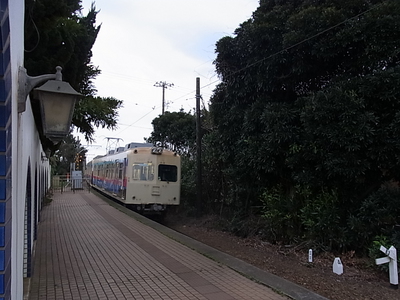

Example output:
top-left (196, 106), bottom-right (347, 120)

top-left (24, 0), bottom-right (123, 144)
top-left (208, 0), bottom-right (400, 249)
top-left (51, 133), bottom-right (87, 175)
top-left (146, 110), bottom-right (196, 155)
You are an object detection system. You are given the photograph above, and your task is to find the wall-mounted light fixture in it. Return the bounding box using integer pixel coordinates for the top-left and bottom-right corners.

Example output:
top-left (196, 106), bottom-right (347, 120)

top-left (18, 66), bottom-right (82, 143)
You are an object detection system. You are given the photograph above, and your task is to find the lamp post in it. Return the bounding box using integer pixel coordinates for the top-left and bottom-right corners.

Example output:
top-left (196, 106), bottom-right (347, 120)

top-left (18, 66), bottom-right (82, 144)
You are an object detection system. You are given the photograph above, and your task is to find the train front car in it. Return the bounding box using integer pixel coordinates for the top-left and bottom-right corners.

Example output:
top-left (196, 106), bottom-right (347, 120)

top-left (125, 147), bottom-right (181, 214)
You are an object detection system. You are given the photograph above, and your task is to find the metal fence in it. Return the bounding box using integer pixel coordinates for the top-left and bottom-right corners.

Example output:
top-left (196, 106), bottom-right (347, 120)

top-left (52, 175), bottom-right (91, 193)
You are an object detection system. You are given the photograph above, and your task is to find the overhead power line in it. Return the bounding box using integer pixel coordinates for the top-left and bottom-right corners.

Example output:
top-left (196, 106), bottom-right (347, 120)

top-left (197, 2), bottom-right (383, 91)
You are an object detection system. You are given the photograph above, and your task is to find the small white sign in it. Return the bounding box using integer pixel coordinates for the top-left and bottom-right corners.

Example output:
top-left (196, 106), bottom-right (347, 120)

top-left (71, 170), bottom-right (83, 189)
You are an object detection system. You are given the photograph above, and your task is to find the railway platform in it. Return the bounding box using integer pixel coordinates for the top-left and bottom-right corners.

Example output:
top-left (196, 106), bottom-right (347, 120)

top-left (27, 188), bottom-right (328, 300)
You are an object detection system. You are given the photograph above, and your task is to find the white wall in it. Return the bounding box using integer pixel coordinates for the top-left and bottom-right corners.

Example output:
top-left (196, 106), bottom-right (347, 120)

top-left (9, 0), bottom-right (25, 297)
top-left (9, 0), bottom-right (51, 298)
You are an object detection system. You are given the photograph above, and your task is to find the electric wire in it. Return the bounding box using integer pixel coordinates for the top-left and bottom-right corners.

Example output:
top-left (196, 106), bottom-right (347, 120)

top-left (197, 2), bottom-right (384, 92)
top-left (24, 3), bottom-right (41, 53)
top-left (114, 107), bottom-right (158, 136)
top-left (91, 2), bottom-right (384, 143)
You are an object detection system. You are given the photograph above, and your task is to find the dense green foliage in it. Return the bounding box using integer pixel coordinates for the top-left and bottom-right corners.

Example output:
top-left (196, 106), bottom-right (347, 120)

top-left (25, 0), bottom-right (123, 145)
top-left (205, 0), bottom-right (400, 252)
top-left (146, 0), bottom-right (400, 253)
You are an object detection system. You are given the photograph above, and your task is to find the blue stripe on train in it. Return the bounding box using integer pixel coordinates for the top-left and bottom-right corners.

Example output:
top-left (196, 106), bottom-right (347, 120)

top-left (93, 177), bottom-right (125, 194)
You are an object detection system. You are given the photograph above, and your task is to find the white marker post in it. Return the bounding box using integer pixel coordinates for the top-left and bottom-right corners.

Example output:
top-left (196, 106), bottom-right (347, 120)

top-left (333, 257), bottom-right (343, 275)
top-left (375, 245), bottom-right (398, 289)
top-left (308, 249), bottom-right (313, 263)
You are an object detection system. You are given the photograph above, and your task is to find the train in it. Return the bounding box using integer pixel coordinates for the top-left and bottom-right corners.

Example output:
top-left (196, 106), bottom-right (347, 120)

top-left (85, 142), bottom-right (181, 215)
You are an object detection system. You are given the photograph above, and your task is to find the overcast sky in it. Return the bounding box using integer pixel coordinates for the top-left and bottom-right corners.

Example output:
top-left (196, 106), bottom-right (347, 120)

top-left (77, 0), bottom-right (259, 159)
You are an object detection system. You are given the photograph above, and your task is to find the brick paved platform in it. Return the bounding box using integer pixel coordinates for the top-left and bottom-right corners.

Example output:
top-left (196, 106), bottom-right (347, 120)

top-left (28, 189), bottom-right (328, 300)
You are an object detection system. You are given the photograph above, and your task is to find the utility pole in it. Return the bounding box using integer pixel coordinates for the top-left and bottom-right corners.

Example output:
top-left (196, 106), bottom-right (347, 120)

top-left (196, 77), bottom-right (202, 216)
top-left (154, 81), bottom-right (174, 115)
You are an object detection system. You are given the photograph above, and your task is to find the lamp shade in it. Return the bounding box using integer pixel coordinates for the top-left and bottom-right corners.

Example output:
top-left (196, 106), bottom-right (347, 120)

top-left (34, 80), bottom-right (81, 143)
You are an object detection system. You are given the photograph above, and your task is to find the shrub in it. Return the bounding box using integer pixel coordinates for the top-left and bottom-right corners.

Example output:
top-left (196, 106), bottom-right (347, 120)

top-left (259, 186), bottom-right (303, 243)
top-left (300, 188), bottom-right (344, 250)
top-left (353, 183), bottom-right (400, 251)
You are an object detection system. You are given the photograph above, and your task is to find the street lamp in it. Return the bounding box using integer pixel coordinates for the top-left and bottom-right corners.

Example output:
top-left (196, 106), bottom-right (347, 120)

top-left (18, 66), bottom-right (82, 143)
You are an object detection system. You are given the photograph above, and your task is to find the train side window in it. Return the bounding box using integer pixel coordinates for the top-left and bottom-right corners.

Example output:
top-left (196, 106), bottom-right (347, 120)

top-left (148, 164), bottom-right (154, 181)
top-left (118, 163), bottom-right (124, 179)
top-left (132, 163), bottom-right (154, 181)
top-left (158, 164), bottom-right (177, 182)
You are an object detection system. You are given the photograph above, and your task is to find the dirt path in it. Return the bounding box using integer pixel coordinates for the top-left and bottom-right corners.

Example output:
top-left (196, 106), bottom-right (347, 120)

top-left (164, 214), bottom-right (399, 300)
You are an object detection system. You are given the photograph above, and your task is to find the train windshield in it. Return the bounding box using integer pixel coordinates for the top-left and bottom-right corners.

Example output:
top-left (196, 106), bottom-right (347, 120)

top-left (132, 163), bottom-right (154, 181)
top-left (158, 164), bottom-right (178, 182)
